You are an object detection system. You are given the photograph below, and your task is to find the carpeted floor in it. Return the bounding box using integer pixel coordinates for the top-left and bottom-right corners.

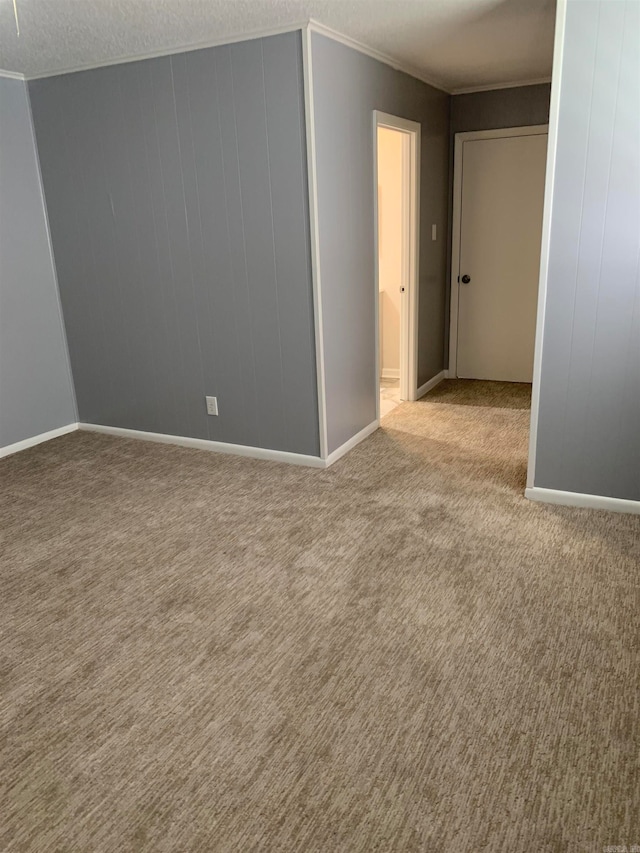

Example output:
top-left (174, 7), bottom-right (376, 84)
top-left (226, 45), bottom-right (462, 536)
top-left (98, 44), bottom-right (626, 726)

top-left (1, 380), bottom-right (638, 852)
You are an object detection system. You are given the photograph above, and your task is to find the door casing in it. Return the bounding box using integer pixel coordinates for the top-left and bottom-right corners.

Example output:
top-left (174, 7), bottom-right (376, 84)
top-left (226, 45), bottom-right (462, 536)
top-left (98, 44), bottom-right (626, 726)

top-left (448, 125), bottom-right (549, 379)
top-left (373, 111), bottom-right (421, 414)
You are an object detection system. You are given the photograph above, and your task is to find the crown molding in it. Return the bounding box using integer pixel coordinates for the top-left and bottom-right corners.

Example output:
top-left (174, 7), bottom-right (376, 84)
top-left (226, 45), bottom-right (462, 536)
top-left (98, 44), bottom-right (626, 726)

top-left (451, 76), bottom-right (552, 96)
top-left (0, 68), bottom-right (25, 80)
top-left (12, 14), bottom-right (550, 96)
top-left (307, 19), bottom-right (450, 94)
top-left (22, 16), bottom-right (450, 91)
top-left (23, 21), bottom-right (308, 80)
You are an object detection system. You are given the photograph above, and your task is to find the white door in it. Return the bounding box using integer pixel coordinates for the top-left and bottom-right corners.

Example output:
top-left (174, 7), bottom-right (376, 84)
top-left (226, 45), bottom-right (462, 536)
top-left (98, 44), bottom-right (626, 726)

top-left (456, 132), bottom-right (547, 382)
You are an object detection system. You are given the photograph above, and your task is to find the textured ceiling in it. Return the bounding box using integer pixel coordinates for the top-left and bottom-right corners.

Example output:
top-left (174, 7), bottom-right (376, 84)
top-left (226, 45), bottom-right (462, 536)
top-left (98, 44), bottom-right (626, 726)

top-left (0, 0), bottom-right (555, 91)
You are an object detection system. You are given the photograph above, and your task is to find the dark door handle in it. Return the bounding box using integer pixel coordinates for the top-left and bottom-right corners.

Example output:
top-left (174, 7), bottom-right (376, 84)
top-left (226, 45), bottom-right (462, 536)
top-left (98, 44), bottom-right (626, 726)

top-left (461, 274), bottom-right (471, 284)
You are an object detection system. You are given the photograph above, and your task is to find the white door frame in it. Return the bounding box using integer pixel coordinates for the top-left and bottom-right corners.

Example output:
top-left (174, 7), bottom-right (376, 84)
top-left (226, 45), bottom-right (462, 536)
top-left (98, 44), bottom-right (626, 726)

top-left (448, 124), bottom-right (549, 378)
top-left (373, 110), bottom-right (421, 412)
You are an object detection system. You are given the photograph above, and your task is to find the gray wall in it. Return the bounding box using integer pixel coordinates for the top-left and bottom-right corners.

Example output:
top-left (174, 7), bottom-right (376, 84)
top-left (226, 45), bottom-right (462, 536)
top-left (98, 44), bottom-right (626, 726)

top-left (0, 77), bottom-right (76, 449)
top-left (311, 32), bottom-right (450, 454)
top-left (29, 31), bottom-right (320, 457)
top-left (532, 0), bottom-right (640, 501)
top-left (450, 83), bottom-right (551, 136)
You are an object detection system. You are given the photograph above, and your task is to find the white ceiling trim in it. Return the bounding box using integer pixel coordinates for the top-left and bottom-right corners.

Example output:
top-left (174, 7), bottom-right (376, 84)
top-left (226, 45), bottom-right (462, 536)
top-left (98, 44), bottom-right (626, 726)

top-left (451, 76), bottom-right (552, 96)
top-left (17, 16), bottom-right (451, 93)
top-left (0, 68), bottom-right (26, 80)
top-left (6, 16), bottom-right (549, 96)
top-left (23, 20), bottom-right (308, 80)
top-left (307, 19), bottom-right (449, 94)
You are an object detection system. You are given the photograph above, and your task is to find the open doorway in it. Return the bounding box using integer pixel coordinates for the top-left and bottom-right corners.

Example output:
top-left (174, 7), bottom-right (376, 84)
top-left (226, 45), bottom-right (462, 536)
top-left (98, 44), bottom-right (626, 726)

top-left (373, 112), bottom-right (420, 420)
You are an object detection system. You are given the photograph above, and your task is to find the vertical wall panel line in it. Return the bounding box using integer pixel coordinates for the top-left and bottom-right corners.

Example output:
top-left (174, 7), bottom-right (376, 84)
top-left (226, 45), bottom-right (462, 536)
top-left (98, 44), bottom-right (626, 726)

top-left (261, 41), bottom-right (289, 450)
top-left (170, 55), bottom-right (208, 433)
top-left (212, 50), bottom-right (250, 448)
top-left (229, 48), bottom-right (261, 447)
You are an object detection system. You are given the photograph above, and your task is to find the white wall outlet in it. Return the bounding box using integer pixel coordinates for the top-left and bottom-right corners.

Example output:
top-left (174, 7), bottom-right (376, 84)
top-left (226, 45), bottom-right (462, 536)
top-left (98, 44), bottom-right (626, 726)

top-left (431, 223), bottom-right (437, 241)
top-left (205, 396), bottom-right (218, 416)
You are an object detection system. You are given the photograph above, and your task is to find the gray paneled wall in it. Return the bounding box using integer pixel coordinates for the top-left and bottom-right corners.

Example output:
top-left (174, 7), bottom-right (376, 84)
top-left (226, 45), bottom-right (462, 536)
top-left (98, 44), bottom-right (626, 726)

top-left (29, 31), bottom-right (319, 457)
top-left (0, 77), bottom-right (76, 449)
top-left (450, 83), bottom-right (551, 135)
top-left (310, 33), bottom-right (450, 455)
top-left (532, 0), bottom-right (640, 501)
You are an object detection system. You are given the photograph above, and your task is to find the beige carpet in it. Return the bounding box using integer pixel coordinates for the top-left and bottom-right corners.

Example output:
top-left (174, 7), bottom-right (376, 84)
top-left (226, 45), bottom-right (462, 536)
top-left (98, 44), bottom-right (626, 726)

top-left (1, 380), bottom-right (638, 852)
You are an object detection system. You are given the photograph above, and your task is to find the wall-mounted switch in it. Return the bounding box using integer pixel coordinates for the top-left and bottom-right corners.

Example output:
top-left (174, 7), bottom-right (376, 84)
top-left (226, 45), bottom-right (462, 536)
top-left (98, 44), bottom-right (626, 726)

top-left (206, 396), bottom-right (218, 416)
top-left (431, 224), bottom-right (437, 241)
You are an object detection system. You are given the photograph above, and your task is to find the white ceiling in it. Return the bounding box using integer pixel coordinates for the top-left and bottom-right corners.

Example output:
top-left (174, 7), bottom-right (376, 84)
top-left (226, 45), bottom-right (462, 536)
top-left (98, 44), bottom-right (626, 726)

top-left (0, 0), bottom-right (555, 92)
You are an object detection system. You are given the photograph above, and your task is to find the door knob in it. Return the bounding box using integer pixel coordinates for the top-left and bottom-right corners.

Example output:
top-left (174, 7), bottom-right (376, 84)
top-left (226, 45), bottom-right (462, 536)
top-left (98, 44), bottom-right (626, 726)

top-left (461, 274), bottom-right (471, 284)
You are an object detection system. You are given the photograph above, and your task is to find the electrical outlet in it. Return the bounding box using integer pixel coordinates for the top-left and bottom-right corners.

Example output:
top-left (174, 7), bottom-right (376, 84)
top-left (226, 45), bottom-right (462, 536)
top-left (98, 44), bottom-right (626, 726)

top-left (205, 396), bottom-right (218, 416)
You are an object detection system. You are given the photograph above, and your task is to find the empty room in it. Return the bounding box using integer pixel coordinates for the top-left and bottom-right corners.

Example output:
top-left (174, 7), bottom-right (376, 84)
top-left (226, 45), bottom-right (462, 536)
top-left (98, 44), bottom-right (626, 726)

top-left (1, 0), bottom-right (638, 850)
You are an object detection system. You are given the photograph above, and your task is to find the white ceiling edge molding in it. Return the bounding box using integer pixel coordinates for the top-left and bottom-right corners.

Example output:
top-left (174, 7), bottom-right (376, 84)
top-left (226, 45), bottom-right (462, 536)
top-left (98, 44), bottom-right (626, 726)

top-left (451, 77), bottom-right (552, 96)
top-left (4, 17), bottom-right (548, 97)
top-left (307, 19), bottom-right (449, 94)
top-left (17, 17), bottom-right (451, 92)
top-left (0, 68), bottom-right (26, 80)
top-left (23, 20), bottom-right (308, 81)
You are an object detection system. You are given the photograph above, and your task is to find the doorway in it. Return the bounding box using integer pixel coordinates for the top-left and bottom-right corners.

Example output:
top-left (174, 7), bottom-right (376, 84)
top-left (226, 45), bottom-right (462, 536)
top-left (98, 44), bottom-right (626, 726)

top-left (373, 112), bottom-right (420, 419)
top-left (449, 125), bottom-right (548, 382)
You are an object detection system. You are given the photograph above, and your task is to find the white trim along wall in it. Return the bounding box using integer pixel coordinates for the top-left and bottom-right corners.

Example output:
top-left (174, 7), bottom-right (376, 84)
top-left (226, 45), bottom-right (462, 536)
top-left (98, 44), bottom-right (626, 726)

top-left (306, 20), bottom-right (446, 93)
top-left (4, 20), bottom-right (450, 90)
top-left (373, 110), bottom-right (421, 413)
top-left (0, 421), bottom-right (381, 469)
top-left (301, 26), bottom-right (329, 461)
top-left (416, 370), bottom-right (445, 401)
top-left (525, 487), bottom-right (640, 517)
top-left (0, 69), bottom-right (26, 80)
top-left (0, 423), bottom-right (78, 459)
top-left (451, 78), bottom-right (552, 96)
top-left (15, 24), bottom-right (308, 80)
top-left (3, 18), bottom-right (548, 95)
top-left (526, 0), bottom-right (567, 492)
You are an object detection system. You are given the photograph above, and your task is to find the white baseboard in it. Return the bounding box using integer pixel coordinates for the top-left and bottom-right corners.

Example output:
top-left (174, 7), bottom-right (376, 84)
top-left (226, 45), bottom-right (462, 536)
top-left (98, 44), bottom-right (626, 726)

top-left (0, 418), bottom-right (380, 470)
top-left (0, 423), bottom-right (78, 459)
top-left (525, 486), bottom-right (640, 516)
top-left (78, 423), bottom-right (326, 467)
top-left (381, 368), bottom-right (400, 380)
top-left (416, 370), bottom-right (446, 400)
top-left (324, 420), bottom-right (379, 467)
top-left (444, 369), bottom-right (455, 379)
